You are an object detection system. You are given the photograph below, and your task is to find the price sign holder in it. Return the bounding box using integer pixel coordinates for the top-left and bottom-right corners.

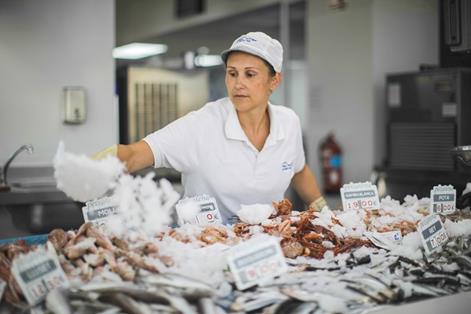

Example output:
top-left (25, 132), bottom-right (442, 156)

top-left (364, 230), bottom-right (402, 250)
top-left (176, 195), bottom-right (223, 226)
top-left (11, 247), bottom-right (69, 305)
top-left (226, 236), bottom-right (288, 290)
top-left (430, 185), bottom-right (456, 215)
top-left (82, 196), bottom-right (119, 226)
top-left (340, 182), bottom-right (380, 211)
top-left (418, 214), bottom-right (449, 255)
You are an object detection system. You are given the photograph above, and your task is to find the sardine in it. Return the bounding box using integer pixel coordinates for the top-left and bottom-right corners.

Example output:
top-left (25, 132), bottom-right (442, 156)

top-left (231, 290), bottom-right (288, 312)
top-left (45, 288), bottom-right (72, 314)
top-left (198, 297), bottom-right (217, 314)
top-left (140, 272), bottom-right (214, 298)
top-left (99, 292), bottom-right (152, 314)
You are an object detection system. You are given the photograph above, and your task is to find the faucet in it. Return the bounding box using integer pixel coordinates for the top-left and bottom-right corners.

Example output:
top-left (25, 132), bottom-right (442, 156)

top-left (0, 144), bottom-right (34, 189)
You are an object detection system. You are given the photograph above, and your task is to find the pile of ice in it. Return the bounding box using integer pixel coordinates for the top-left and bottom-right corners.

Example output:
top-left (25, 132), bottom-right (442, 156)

top-left (53, 142), bottom-right (180, 237)
top-left (54, 142), bottom-right (123, 202)
top-left (238, 203), bottom-right (274, 224)
top-left (108, 174), bottom-right (180, 237)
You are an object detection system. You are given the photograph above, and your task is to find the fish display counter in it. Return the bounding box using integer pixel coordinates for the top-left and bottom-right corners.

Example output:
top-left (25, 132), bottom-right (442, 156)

top-left (1, 145), bottom-right (470, 313)
top-left (0, 196), bottom-right (471, 314)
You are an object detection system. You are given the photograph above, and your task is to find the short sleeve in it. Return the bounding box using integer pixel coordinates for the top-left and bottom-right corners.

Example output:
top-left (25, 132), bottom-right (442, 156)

top-left (293, 115), bottom-right (306, 173)
top-left (143, 111), bottom-right (200, 172)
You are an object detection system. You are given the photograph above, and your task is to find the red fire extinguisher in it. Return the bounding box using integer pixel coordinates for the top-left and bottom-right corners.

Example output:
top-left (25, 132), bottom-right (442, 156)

top-left (319, 132), bottom-right (343, 194)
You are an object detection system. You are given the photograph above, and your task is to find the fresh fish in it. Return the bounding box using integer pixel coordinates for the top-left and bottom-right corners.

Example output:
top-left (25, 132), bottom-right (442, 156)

top-left (272, 299), bottom-right (317, 314)
top-left (198, 297), bottom-right (217, 314)
top-left (69, 298), bottom-right (119, 312)
top-left (280, 287), bottom-right (349, 312)
top-left (231, 290), bottom-right (288, 312)
top-left (452, 255), bottom-right (471, 270)
top-left (99, 292), bottom-right (152, 314)
top-left (140, 272), bottom-right (214, 298)
top-left (45, 288), bottom-right (72, 314)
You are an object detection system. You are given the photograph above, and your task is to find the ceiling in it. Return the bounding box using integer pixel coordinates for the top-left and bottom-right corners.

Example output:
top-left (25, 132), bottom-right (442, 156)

top-left (116, 2), bottom-right (305, 70)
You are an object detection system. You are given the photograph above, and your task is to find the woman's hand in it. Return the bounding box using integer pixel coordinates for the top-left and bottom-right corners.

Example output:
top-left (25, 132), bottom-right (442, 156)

top-left (117, 141), bottom-right (154, 173)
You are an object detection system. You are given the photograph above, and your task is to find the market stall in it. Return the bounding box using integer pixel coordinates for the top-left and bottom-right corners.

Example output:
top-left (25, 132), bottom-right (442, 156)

top-left (1, 146), bottom-right (470, 314)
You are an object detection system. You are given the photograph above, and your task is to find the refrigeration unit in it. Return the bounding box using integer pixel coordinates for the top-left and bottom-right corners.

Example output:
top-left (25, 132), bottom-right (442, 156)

top-left (380, 68), bottom-right (471, 199)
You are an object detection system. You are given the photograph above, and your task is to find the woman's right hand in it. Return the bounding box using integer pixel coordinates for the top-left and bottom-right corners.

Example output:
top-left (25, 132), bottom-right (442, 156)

top-left (117, 141), bottom-right (154, 173)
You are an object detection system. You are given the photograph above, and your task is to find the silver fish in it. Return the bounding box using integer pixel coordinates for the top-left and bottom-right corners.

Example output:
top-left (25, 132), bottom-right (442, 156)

top-left (100, 292), bottom-right (152, 314)
top-left (231, 290), bottom-right (288, 312)
top-left (45, 288), bottom-right (72, 314)
top-left (140, 272), bottom-right (214, 298)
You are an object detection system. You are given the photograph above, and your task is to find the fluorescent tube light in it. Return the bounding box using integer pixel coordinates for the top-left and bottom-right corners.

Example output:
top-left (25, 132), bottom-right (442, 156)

top-left (113, 43), bottom-right (168, 60)
top-left (194, 55), bottom-right (223, 67)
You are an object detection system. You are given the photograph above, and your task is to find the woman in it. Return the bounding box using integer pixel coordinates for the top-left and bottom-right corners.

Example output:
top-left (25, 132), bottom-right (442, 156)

top-left (96, 32), bottom-right (328, 223)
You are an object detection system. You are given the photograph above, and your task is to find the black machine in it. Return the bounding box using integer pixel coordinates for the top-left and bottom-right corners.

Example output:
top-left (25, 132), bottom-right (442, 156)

top-left (380, 68), bottom-right (471, 200)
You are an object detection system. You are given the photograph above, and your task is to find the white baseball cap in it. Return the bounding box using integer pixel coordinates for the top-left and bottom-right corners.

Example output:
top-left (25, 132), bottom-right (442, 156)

top-left (221, 31), bottom-right (283, 73)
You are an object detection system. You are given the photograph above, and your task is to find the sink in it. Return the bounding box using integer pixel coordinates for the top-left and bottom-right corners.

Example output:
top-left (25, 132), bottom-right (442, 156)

top-left (10, 180), bottom-right (58, 192)
top-left (0, 175), bottom-right (83, 238)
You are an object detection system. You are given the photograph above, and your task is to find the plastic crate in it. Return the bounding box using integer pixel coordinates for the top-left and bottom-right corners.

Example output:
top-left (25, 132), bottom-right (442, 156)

top-left (0, 234), bottom-right (48, 246)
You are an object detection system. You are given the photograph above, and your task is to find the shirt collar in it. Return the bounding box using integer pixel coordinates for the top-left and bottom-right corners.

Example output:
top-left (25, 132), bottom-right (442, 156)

top-left (266, 102), bottom-right (285, 146)
top-left (224, 99), bottom-right (246, 141)
top-left (224, 98), bottom-right (285, 146)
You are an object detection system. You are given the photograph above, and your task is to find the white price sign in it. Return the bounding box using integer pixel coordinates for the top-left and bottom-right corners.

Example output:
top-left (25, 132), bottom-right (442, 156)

top-left (227, 236), bottom-right (288, 290)
top-left (430, 185), bottom-right (456, 215)
top-left (176, 195), bottom-right (223, 226)
top-left (340, 182), bottom-right (380, 211)
top-left (82, 196), bottom-right (119, 226)
top-left (11, 247), bottom-right (69, 305)
top-left (418, 214), bottom-right (449, 255)
top-left (365, 230), bottom-right (402, 250)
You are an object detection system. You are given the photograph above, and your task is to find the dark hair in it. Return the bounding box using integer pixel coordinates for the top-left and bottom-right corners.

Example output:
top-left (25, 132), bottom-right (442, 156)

top-left (262, 59), bottom-right (276, 77)
top-left (224, 51), bottom-right (276, 77)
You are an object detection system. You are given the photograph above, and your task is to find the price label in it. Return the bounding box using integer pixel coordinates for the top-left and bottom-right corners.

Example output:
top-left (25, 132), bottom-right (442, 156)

top-left (340, 182), bottom-right (380, 211)
top-left (11, 247), bottom-right (69, 305)
top-left (418, 214), bottom-right (449, 255)
top-left (365, 230), bottom-right (402, 250)
top-left (227, 236), bottom-right (288, 290)
top-left (82, 196), bottom-right (119, 226)
top-left (176, 195), bottom-right (223, 226)
top-left (430, 185), bottom-right (456, 215)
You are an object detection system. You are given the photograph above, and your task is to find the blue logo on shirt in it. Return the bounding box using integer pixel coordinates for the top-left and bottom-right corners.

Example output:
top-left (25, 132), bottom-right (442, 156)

top-left (281, 161), bottom-right (293, 172)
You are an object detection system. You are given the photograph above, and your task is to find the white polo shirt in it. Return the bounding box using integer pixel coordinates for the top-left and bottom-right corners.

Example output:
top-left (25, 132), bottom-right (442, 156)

top-left (144, 97), bottom-right (305, 223)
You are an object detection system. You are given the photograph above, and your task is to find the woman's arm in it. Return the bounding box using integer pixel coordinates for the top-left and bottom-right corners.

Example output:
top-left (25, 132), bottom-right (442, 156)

top-left (94, 141), bottom-right (154, 173)
top-left (117, 141), bottom-right (154, 173)
top-left (292, 164), bottom-right (328, 211)
top-left (291, 165), bottom-right (321, 204)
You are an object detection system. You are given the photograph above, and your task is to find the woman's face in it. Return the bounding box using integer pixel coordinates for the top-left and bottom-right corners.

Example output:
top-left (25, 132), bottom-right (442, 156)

top-left (225, 51), bottom-right (281, 113)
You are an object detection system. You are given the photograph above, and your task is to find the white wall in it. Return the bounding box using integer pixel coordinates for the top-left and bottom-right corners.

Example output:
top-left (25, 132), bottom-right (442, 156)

top-left (0, 0), bottom-right (116, 166)
top-left (307, 0), bottom-right (374, 184)
top-left (372, 0), bottom-right (438, 166)
top-left (306, 0), bottom-right (438, 188)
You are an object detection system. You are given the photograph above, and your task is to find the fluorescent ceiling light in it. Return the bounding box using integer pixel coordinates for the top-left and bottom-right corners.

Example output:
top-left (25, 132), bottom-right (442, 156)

top-left (194, 55), bottom-right (223, 67)
top-left (113, 43), bottom-right (168, 60)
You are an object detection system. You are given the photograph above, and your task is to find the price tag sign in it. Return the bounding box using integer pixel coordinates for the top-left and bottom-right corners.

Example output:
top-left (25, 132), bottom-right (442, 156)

top-left (365, 230), bottom-right (402, 250)
top-left (430, 185), bottom-right (456, 215)
top-left (11, 247), bottom-right (69, 305)
top-left (418, 214), bottom-right (449, 255)
top-left (340, 182), bottom-right (380, 211)
top-left (82, 196), bottom-right (119, 226)
top-left (227, 236), bottom-right (288, 290)
top-left (176, 195), bottom-right (223, 226)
